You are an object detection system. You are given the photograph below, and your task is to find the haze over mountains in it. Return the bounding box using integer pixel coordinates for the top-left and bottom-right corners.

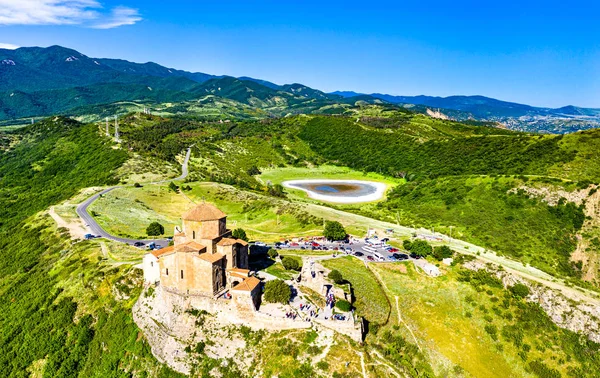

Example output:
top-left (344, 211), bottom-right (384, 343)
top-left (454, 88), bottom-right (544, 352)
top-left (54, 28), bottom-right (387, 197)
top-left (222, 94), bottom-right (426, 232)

top-left (1, 45), bottom-right (599, 133)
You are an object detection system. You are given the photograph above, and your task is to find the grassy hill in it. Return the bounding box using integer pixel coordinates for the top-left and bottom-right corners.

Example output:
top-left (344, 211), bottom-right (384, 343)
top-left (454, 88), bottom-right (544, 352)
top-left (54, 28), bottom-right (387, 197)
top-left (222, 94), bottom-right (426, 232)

top-left (0, 118), bottom-right (187, 377)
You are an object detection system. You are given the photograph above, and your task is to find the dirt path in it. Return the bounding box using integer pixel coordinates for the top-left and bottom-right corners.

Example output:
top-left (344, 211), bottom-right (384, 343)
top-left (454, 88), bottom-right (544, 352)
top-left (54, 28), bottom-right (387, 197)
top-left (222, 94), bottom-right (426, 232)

top-left (370, 349), bottom-right (404, 378)
top-left (48, 206), bottom-right (87, 239)
top-left (357, 351), bottom-right (367, 378)
top-left (394, 296), bottom-right (422, 353)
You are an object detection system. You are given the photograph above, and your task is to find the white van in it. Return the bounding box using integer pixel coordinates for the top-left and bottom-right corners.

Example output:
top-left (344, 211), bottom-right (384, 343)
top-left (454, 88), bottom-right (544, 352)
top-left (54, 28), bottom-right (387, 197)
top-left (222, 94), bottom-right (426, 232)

top-left (373, 251), bottom-right (385, 261)
top-left (362, 245), bottom-right (377, 254)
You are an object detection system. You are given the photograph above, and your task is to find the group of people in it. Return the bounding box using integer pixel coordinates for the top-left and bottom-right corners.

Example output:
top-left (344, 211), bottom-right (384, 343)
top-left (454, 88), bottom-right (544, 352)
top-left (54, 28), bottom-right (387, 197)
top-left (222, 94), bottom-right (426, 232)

top-left (299, 303), bottom-right (320, 319)
top-left (326, 293), bottom-right (335, 308)
top-left (285, 311), bottom-right (297, 319)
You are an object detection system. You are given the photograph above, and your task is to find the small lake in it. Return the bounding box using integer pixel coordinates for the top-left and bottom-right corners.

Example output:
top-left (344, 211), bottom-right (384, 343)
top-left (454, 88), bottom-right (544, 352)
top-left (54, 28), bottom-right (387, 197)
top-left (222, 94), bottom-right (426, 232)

top-left (282, 179), bottom-right (387, 203)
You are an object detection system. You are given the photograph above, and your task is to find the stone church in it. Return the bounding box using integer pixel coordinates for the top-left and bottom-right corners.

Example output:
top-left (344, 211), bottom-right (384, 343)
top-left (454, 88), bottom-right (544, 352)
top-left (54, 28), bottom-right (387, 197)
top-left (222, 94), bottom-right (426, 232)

top-left (143, 203), bottom-right (260, 308)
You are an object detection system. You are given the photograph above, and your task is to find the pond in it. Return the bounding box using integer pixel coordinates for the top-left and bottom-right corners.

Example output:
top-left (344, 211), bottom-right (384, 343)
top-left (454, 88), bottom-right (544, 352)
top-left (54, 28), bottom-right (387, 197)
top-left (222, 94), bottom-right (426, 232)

top-left (282, 179), bottom-right (387, 203)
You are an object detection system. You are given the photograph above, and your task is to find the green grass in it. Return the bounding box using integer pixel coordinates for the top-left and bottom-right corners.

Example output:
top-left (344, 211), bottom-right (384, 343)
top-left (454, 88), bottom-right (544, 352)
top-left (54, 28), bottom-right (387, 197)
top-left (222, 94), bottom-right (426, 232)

top-left (88, 182), bottom-right (325, 242)
top-left (258, 165), bottom-right (402, 203)
top-left (370, 261), bottom-right (600, 378)
top-left (264, 262), bottom-right (296, 280)
top-left (372, 262), bottom-right (525, 377)
top-left (321, 256), bottom-right (390, 324)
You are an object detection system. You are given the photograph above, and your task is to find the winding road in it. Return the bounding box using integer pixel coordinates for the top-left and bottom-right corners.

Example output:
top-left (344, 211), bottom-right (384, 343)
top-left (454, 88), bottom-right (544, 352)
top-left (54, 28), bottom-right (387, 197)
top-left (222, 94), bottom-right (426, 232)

top-left (76, 147), bottom-right (192, 249)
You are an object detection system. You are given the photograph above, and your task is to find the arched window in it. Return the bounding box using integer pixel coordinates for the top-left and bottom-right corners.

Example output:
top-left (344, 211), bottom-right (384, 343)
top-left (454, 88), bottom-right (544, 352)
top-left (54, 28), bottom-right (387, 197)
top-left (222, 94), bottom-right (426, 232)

top-left (193, 230), bottom-right (196, 239)
top-left (166, 268), bottom-right (169, 276)
top-left (181, 270), bottom-right (184, 279)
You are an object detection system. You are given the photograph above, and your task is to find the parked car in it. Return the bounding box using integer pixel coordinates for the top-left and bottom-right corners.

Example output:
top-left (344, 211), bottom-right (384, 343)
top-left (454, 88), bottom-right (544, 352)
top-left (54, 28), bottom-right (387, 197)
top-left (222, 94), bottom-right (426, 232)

top-left (409, 252), bottom-right (422, 259)
top-left (134, 241), bottom-right (145, 247)
top-left (255, 241), bottom-right (267, 247)
top-left (353, 251), bottom-right (364, 257)
top-left (366, 256), bottom-right (374, 261)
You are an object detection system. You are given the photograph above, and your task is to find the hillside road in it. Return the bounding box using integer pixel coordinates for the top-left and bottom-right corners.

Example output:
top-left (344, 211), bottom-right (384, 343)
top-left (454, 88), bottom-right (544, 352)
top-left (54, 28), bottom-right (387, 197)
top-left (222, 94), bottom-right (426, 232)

top-left (75, 147), bottom-right (192, 248)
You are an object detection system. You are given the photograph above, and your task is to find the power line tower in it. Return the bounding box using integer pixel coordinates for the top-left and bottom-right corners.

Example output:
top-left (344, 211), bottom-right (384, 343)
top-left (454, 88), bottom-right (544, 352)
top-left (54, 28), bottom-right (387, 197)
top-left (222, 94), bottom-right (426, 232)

top-left (114, 115), bottom-right (121, 143)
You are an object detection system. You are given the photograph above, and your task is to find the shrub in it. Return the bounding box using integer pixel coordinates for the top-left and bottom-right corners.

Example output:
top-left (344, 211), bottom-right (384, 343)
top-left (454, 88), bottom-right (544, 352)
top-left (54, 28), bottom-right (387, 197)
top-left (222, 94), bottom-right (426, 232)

top-left (168, 181), bottom-right (179, 192)
top-left (432, 245), bottom-right (453, 260)
top-left (247, 166), bottom-right (261, 176)
top-left (232, 228), bottom-right (248, 241)
top-left (133, 182), bottom-right (142, 188)
top-left (335, 299), bottom-right (352, 312)
top-left (485, 324), bottom-right (498, 341)
top-left (323, 221), bottom-right (347, 241)
top-left (264, 280), bottom-right (291, 304)
top-left (146, 222), bottom-right (165, 236)
top-left (267, 183), bottom-right (286, 198)
top-left (282, 256), bottom-right (301, 271)
top-left (510, 283), bottom-right (530, 298)
top-left (403, 239), bottom-right (412, 250)
top-left (316, 361), bottom-right (329, 370)
top-left (267, 249), bottom-right (279, 259)
top-left (328, 269), bottom-right (344, 284)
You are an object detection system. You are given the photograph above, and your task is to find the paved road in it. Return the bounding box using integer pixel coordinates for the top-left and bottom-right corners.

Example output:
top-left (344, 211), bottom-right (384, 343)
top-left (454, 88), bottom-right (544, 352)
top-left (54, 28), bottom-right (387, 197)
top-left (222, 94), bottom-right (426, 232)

top-left (76, 147), bottom-right (192, 249)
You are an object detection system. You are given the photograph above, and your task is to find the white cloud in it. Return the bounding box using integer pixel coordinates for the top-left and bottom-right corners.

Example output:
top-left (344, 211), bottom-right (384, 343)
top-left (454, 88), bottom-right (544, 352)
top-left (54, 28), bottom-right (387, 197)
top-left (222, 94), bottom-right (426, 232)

top-left (0, 0), bottom-right (141, 28)
top-left (0, 43), bottom-right (20, 49)
top-left (91, 6), bottom-right (141, 29)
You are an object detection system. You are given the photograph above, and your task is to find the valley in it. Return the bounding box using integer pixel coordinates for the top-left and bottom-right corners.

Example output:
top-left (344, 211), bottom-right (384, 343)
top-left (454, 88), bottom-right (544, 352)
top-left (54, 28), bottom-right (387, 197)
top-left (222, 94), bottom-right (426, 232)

top-left (2, 99), bottom-right (600, 378)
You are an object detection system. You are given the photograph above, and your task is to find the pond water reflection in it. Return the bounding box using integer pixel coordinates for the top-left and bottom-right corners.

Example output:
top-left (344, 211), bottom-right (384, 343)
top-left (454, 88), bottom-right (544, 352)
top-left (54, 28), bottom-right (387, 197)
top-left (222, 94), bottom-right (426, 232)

top-left (282, 180), bottom-right (386, 203)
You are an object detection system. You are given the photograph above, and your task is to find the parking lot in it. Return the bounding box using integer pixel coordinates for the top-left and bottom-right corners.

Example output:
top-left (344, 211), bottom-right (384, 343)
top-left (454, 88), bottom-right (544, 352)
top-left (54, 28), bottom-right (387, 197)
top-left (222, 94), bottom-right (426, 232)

top-left (262, 237), bottom-right (417, 263)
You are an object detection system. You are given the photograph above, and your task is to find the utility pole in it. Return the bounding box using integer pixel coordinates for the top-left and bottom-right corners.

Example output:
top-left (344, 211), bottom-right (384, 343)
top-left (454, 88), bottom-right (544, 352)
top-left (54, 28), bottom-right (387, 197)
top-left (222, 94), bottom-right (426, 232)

top-left (105, 117), bottom-right (109, 136)
top-left (114, 115), bottom-right (120, 142)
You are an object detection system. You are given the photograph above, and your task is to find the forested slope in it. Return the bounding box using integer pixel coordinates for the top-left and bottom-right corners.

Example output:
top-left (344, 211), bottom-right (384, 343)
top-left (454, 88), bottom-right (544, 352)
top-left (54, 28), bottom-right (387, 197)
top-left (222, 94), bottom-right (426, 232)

top-left (0, 118), bottom-right (182, 377)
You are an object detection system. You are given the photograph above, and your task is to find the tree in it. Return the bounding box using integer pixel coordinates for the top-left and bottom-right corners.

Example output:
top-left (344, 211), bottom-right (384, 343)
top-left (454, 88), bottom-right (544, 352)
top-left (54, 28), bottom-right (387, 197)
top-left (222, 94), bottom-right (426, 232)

top-left (247, 166), bottom-right (261, 176)
top-left (267, 183), bottom-right (286, 198)
top-left (410, 240), bottom-right (432, 257)
top-left (432, 245), bottom-right (453, 260)
top-left (133, 182), bottom-right (142, 188)
top-left (510, 283), bottom-right (530, 298)
top-left (264, 280), bottom-right (291, 304)
top-left (267, 249), bottom-right (278, 259)
top-left (335, 299), bottom-right (352, 312)
top-left (282, 256), bottom-right (301, 271)
top-left (232, 228), bottom-right (248, 241)
top-left (403, 239), bottom-right (412, 251)
top-left (146, 222), bottom-right (165, 236)
top-left (323, 221), bottom-right (347, 241)
top-left (328, 269), bottom-right (344, 284)
top-left (168, 181), bottom-right (179, 192)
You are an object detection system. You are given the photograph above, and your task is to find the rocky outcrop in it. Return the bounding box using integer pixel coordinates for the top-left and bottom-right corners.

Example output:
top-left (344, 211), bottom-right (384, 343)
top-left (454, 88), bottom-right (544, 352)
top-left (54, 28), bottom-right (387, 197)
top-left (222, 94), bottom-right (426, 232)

top-left (133, 285), bottom-right (315, 375)
top-left (463, 260), bottom-right (600, 343)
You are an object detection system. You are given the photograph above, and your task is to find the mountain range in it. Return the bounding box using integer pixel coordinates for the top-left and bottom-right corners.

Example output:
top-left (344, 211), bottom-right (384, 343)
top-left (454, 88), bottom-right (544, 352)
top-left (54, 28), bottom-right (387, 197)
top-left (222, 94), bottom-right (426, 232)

top-left (332, 91), bottom-right (600, 120)
top-left (2, 45), bottom-right (599, 133)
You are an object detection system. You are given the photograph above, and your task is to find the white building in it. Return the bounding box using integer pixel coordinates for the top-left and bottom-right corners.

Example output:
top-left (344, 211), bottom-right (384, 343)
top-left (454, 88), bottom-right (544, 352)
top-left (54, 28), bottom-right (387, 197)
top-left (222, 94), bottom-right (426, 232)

top-left (143, 253), bottom-right (160, 284)
top-left (414, 259), bottom-right (441, 277)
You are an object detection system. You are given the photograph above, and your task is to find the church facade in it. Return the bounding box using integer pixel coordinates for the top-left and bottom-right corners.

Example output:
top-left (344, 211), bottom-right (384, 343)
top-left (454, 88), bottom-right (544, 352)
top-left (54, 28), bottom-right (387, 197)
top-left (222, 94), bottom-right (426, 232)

top-left (143, 203), bottom-right (259, 306)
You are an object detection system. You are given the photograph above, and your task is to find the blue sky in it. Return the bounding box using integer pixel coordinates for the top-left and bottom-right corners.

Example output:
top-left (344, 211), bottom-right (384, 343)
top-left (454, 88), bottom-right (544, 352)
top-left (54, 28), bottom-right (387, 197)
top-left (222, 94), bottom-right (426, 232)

top-left (1, 0), bottom-right (599, 107)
